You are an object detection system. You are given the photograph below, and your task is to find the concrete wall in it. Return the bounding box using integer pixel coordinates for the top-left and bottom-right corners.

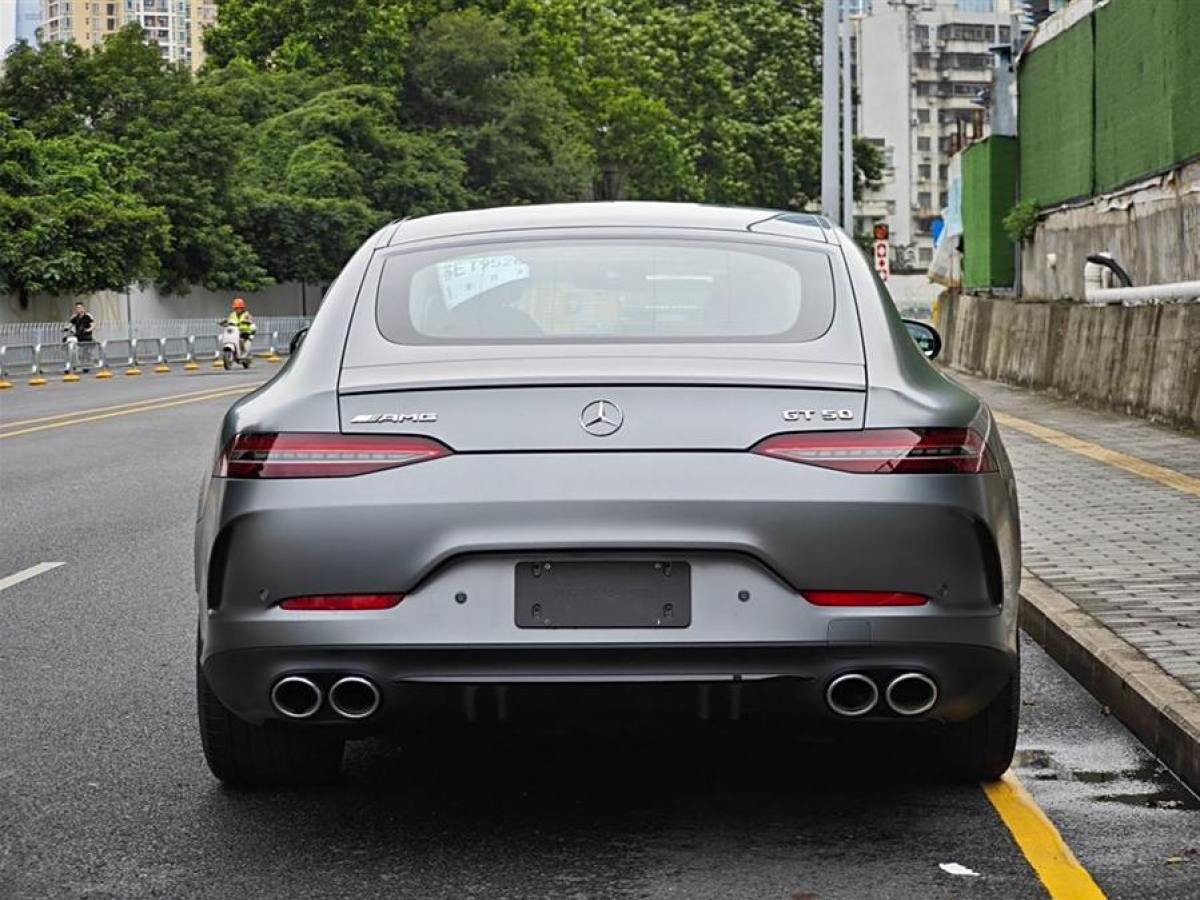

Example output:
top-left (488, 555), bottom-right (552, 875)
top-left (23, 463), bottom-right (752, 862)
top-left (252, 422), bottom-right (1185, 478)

top-left (0, 281), bottom-right (324, 326)
top-left (1021, 159), bottom-right (1200, 300)
top-left (938, 292), bottom-right (1200, 431)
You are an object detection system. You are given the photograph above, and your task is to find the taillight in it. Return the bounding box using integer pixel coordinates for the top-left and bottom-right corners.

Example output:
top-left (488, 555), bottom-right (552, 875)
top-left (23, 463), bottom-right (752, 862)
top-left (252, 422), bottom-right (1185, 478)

top-left (216, 433), bottom-right (450, 478)
top-left (752, 428), bottom-right (995, 474)
top-left (803, 591), bottom-right (927, 607)
top-left (280, 594), bottom-right (403, 611)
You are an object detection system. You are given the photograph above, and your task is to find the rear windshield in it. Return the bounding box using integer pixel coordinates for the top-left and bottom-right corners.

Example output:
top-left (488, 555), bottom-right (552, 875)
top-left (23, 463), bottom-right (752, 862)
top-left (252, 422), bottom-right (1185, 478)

top-left (375, 237), bottom-right (836, 344)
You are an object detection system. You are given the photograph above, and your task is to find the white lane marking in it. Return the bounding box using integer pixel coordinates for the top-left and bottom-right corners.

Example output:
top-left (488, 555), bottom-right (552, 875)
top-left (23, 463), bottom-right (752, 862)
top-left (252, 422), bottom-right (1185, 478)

top-left (0, 562), bottom-right (65, 593)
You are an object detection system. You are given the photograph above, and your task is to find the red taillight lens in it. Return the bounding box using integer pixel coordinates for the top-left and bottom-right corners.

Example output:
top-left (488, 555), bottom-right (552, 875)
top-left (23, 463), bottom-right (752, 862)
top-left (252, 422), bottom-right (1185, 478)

top-left (279, 594), bottom-right (403, 611)
top-left (216, 433), bottom-right (451, 478)
top-left (803, 590), bottom-right (927, 607)
top-left (752, 428), bottom-right (996, 474)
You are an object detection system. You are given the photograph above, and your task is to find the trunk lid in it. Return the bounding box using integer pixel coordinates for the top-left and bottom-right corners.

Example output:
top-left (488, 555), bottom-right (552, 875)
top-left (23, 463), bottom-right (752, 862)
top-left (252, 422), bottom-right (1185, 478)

top-left (338, 353), bottom-right (865, 451)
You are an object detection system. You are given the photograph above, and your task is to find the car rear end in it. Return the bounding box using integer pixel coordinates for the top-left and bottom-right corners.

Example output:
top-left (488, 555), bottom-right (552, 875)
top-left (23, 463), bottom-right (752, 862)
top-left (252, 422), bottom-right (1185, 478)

top-left (195, 206), bottom-right (1020, 782)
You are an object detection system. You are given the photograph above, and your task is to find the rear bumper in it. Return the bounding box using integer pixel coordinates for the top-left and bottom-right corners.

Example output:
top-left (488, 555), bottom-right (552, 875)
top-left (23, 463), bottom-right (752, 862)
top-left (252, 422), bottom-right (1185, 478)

top-left (196, 450), bottom-right (1020, 727)
top-left (203, 640), bottom-right (1016, 728)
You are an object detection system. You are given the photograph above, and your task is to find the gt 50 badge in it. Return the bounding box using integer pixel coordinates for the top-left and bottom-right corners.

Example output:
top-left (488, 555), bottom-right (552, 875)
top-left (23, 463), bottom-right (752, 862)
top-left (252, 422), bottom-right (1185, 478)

top-left (782, 409), bottom-right (855, 422)
top-left (351, 413), bottom-right (438, 424)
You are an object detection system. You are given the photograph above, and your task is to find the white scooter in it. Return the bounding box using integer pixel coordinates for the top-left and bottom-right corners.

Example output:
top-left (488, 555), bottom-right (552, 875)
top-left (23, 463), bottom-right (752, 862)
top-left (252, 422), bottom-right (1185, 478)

top-left (60, 328), bottom-right (94, 373)
top-left (218, 319), bottom-right (255, 370)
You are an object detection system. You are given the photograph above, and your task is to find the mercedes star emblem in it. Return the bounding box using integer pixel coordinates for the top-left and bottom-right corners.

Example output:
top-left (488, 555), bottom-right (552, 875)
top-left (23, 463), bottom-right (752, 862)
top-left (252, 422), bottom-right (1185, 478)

top-left (580, 399), bottom-right (623, 437)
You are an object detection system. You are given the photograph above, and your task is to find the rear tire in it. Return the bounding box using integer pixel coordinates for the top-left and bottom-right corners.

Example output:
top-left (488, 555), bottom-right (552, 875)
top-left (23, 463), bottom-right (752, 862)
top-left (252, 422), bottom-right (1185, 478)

top-left (221, 349), bottom-right (232, 370)
top-left (196, 655), bottom-right (344, 787)
top-left (929, 664), bottom-right (1019, 782)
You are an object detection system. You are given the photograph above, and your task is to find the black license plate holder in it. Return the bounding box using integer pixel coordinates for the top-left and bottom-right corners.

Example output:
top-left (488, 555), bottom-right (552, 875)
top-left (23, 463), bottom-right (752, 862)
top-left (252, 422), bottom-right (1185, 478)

top-left (515, 561), bottom-right (691, 628)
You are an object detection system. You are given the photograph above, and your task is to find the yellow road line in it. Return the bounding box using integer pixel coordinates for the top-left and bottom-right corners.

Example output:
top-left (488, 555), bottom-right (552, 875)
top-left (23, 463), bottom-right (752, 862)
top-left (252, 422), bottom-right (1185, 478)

top-left (0, 381), bottom-right (265, 429)
top-left (0, 385), bottom-right (258, 439)
top-left (983, 772), bottom-right (1106, 899)
top-left (993, 411), bottom-right (1200, 499)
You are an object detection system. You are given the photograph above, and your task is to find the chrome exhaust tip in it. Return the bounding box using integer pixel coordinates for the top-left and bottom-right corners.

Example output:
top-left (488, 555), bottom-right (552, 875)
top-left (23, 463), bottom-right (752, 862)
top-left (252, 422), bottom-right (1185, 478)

top-left (885, 673), bottom-right (938, 716)
top-left (825, 673), bottom-right (879, 717)
top-left (328, 676), bottom-right (381, 720)
top-left (270, 676), bottom-right (322, 719)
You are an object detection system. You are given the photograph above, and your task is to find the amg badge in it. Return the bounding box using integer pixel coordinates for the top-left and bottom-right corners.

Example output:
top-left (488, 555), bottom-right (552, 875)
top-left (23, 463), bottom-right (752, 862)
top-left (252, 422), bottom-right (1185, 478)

top-left (351, 412), bottom-right (438, 424)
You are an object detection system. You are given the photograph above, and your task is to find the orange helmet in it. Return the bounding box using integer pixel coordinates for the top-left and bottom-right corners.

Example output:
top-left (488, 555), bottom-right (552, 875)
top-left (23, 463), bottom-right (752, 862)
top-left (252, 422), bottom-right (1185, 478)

top-left (232, 297), bottom-right (246, 310)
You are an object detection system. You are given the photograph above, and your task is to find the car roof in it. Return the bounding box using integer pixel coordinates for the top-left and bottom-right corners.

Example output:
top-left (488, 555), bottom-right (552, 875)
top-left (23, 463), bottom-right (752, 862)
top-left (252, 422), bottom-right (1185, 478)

top-left (385, 201), bottom-right (836, 247)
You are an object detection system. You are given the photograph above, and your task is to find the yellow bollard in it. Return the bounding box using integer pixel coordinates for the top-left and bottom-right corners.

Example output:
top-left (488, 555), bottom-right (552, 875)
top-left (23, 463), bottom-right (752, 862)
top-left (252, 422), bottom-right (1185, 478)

top-left (0, 379), bottom-right (12, 389)
top-left (267, 352), bottom-right (282, 363)
top-left (95, 369), bottom-right (113, 379)
top-left (212, 358), bottom-right (224, 368)
top-left (28, 374), bottom-right (47, 386)
top-left (154, 363), bottom-right (171, 373)
top-left (184, 361), bottom-right (199, 372)
top-left (125, 367), bottom-right (142, 376)
top-left (63, 373), bottom-right (81, 383)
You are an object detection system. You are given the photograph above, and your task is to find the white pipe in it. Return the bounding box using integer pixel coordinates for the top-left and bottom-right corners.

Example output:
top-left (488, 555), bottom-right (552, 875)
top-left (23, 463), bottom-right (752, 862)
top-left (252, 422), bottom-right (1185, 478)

top-left (1085, 281), bottom-right (1200, 304)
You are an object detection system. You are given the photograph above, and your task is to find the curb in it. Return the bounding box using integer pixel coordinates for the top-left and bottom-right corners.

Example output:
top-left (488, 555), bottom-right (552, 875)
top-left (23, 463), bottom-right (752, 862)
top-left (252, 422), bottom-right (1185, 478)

top-left (1019, 567), bottom-right (1200, 796)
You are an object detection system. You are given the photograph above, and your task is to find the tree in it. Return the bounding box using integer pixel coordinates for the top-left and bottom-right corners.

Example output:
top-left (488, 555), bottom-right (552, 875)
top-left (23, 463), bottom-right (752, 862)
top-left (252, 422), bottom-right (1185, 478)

top-left (203, 0), bottom-right (414, 86)
top-left (233, 85), bottom-right (470, 285)
top-left (0, 124), bottom-right (169, 304)
top-left (406, 10), bottom-right (593, 206)
top-left (0, 28), bottom-right (267, 294)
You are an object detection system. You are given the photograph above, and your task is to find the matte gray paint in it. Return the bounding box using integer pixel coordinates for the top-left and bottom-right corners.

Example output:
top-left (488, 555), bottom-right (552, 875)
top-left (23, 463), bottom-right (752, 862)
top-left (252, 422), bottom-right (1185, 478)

top-left (197, 202), bottom-right (1020, 731)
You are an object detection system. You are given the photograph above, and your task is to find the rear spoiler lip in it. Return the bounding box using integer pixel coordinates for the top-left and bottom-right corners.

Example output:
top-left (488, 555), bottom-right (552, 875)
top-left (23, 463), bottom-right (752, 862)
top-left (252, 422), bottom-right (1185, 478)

top-left (337, 358), bottom-right (866, 395)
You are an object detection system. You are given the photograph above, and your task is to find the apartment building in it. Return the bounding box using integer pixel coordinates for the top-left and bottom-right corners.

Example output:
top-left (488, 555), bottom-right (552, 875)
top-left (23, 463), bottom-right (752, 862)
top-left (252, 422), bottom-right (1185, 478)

top-left (38, 1), bottom-right (217, 71)
top-left (1, 0), bottom-right (43, 57)
top-left (854, 0), bottom-right (1024, 271)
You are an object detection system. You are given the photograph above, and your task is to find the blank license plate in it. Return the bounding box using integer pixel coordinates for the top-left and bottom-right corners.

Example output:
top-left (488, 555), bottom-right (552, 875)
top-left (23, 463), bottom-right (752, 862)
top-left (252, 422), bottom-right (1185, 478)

top-left (515, 561), bottom-right (691, 628)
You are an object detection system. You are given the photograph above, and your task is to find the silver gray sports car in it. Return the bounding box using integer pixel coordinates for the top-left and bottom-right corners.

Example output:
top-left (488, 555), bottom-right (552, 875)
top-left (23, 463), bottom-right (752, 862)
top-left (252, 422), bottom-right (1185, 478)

top-left (195, 202), bottom-right (1020, 786)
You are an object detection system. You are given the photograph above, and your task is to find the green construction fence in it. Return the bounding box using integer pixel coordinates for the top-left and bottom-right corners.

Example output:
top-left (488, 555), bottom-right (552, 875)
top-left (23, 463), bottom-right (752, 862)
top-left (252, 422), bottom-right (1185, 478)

top-left (1018, 0), bottom-right (1200, 208)
top-left (962, 136), bottom-right (1018, 289)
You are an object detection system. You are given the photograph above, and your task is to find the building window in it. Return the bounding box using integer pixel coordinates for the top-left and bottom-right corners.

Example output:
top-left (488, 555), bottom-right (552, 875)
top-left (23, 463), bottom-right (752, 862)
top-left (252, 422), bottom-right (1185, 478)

top-left (917, 137), bottom-right (931, 151)
top-left (917, 192), bottom-right (932, 209)
top-left (939, 164), bottom-right (949, 181)
top-left (917, 108), bottom-right (930, 124)
top-left (919, 246), bottom-right (933, 264)
top-left (939, 24), bottom-right (990, 42)
top-left (939, 191), bottom-right (949, 207)
top-left (955, 0), bottom-right (994, 12)
top-left (918, 164), bottom-right (932, 180)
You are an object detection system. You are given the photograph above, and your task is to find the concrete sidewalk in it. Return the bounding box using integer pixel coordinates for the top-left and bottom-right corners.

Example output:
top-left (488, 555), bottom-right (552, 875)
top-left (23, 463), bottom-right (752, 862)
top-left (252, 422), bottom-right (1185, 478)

top-left (949, 371), bottom-right (1200, 791)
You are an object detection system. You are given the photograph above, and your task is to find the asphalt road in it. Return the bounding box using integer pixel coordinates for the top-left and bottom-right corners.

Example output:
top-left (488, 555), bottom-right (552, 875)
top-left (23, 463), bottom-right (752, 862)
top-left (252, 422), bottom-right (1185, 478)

top-left (2, 371), bottom-right (1199, 899)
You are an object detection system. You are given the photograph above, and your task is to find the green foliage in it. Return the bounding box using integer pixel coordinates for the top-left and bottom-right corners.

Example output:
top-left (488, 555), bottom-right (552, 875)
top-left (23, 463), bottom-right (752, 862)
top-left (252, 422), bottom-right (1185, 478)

top-left (1, 1), bottom-right (845, 299)
top-left (232, 83), bottom-right (470, 284)
top-left (1002, 199), bottom-right (1040, 245)
top-left (203, 0), bottom-right (413, 85)
top-left (0, 123), bottom-right (170, 302)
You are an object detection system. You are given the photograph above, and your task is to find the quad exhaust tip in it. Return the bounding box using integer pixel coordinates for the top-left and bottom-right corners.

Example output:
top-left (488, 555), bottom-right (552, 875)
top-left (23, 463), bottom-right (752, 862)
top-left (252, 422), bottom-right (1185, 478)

top-left (270, 676), bottom-right (322, 719)
top-left (825, 673), bottom-right (879, 717)
top-left (885, 673), bottom-right (938, 716)
top-left (328, 676), bottom-right (381, 720)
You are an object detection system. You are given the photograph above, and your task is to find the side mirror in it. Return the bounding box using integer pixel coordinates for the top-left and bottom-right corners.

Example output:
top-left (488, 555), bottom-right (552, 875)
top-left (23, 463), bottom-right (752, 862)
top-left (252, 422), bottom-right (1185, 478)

top-left (289, 328), bottom-right (308, 355)
top-left (903, 319), bottom-right (942, 360)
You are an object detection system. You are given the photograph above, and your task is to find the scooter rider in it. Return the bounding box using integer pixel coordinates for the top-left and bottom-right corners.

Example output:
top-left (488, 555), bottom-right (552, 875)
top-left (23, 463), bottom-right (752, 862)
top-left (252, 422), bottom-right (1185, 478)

top-left (228, 297), bottom-right (256, 359)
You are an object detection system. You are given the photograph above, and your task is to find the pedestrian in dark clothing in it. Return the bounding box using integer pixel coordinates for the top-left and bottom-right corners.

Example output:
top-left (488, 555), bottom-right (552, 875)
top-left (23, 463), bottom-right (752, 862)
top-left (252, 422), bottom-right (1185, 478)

top-left (67, 302), bottom-right (97, 372)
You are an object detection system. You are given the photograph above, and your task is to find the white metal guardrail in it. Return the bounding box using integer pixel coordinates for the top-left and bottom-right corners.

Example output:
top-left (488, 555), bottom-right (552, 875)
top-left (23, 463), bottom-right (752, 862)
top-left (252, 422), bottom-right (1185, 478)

top-left (0, 317), bottom-right (312, 347)
top-left (0, 317), bottom-right (311, 384)
top-left (0, 344), bottom-right (38, 377)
